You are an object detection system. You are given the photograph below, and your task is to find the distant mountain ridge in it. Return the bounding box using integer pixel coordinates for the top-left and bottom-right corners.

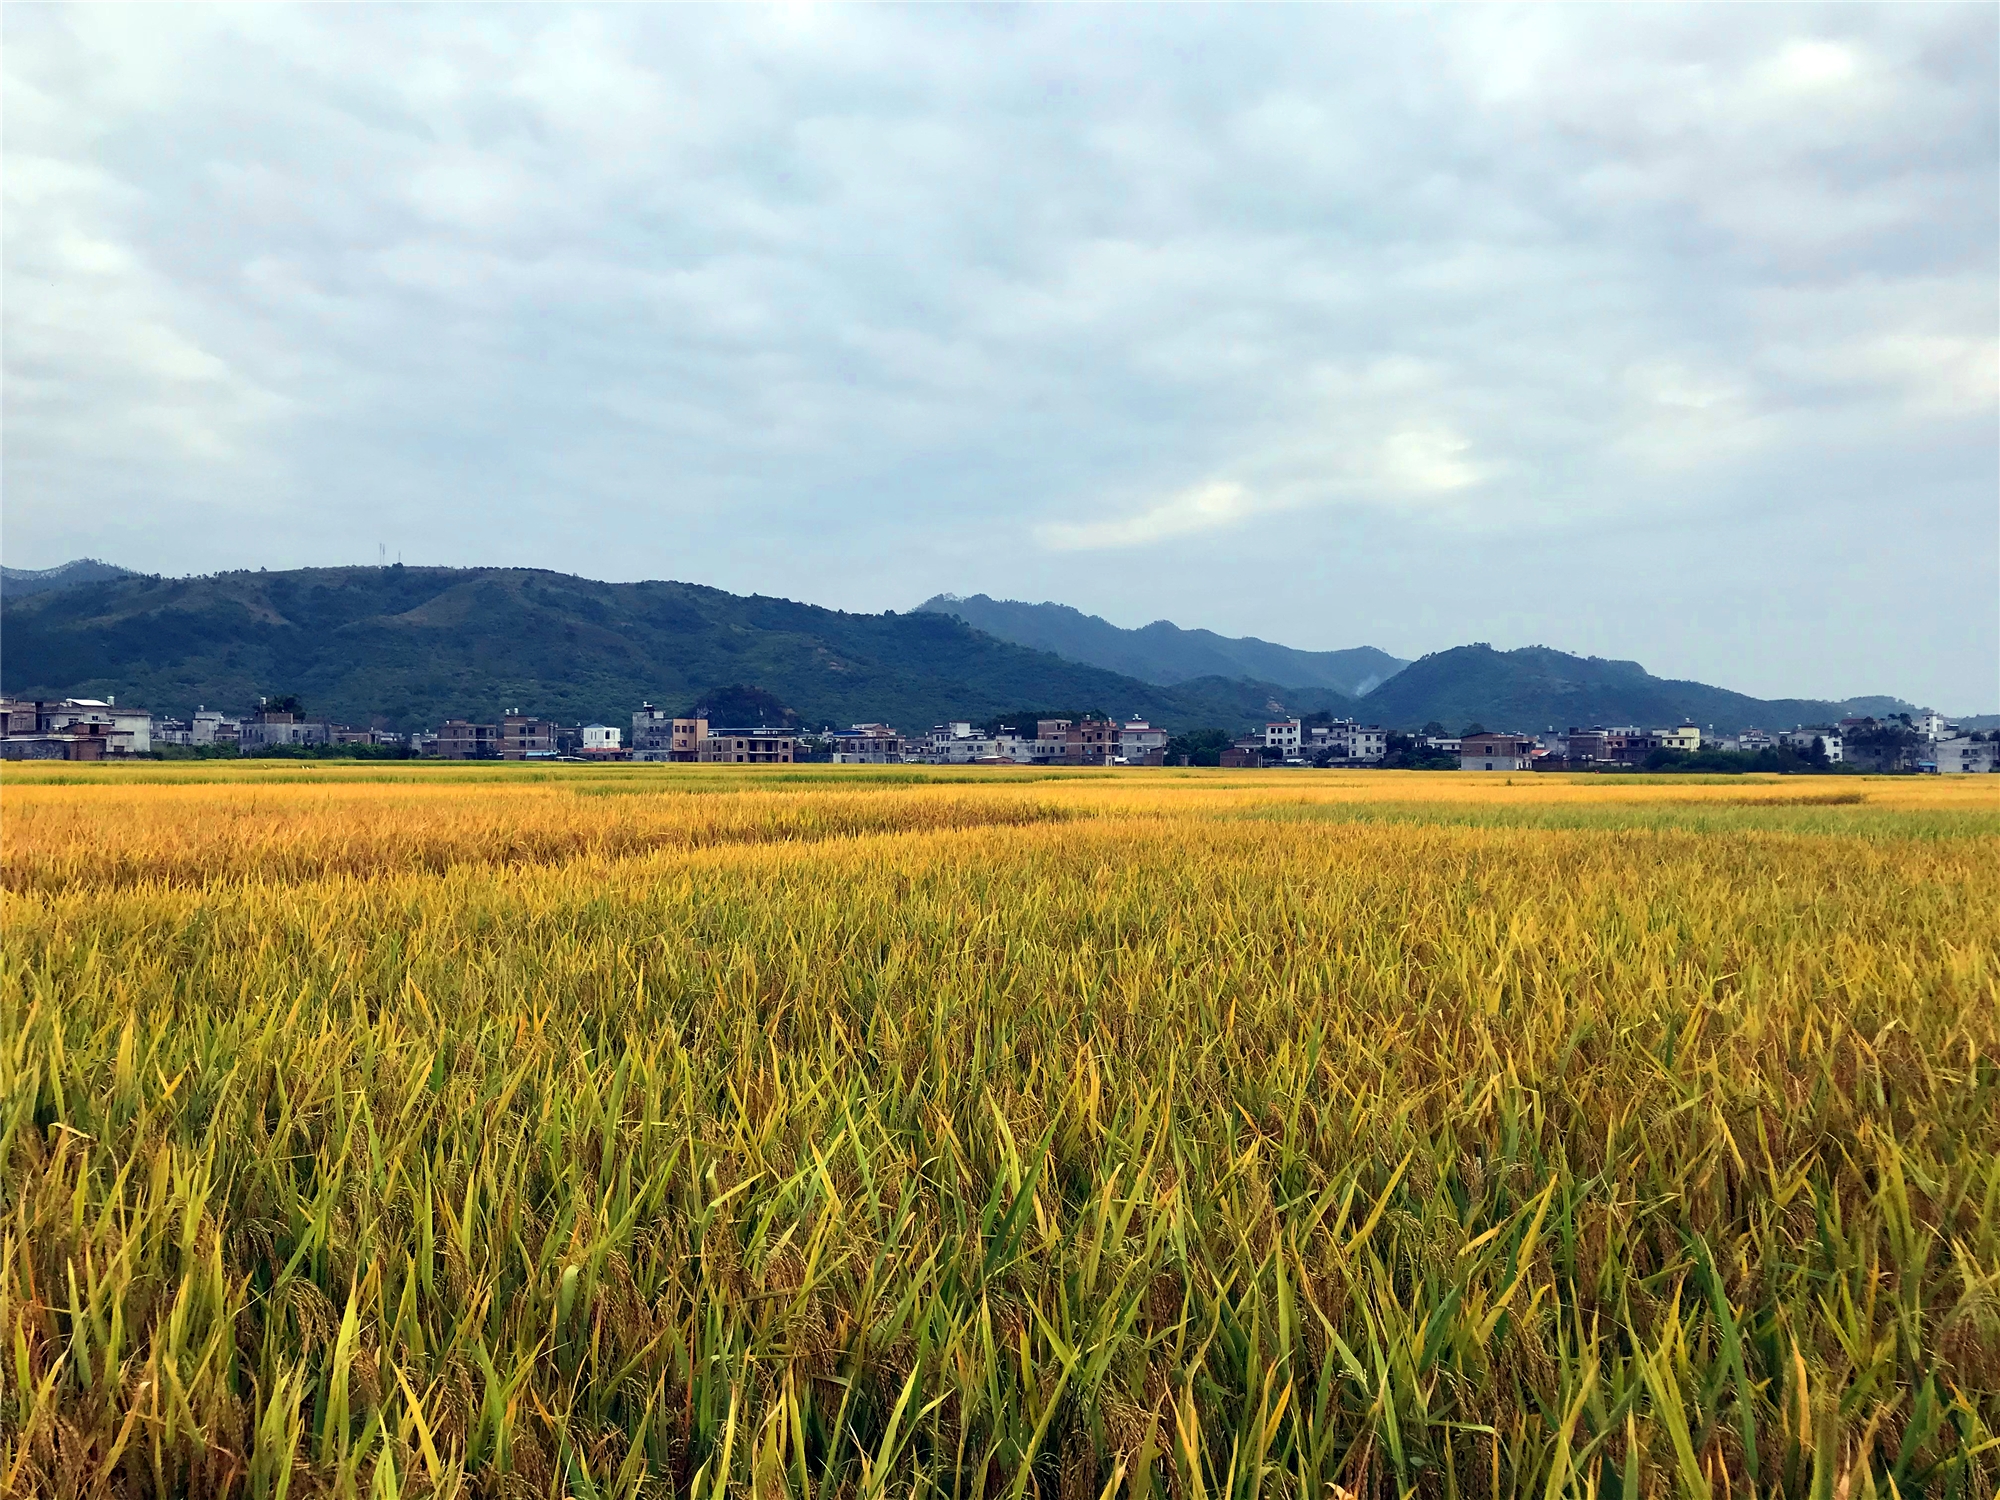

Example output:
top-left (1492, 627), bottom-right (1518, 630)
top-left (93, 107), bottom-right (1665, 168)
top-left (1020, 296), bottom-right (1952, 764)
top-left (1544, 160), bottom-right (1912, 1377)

top-left (0, 558), bottom-right (136, 600)
top-left (917, 594), bottom-right (1406, 696)
top-left (0, 561), bottom-right (1943, 738)
top-left (0, 565), bottom-right (1348, 733)
top-left (1363, 644), bottom-right (1918, 734)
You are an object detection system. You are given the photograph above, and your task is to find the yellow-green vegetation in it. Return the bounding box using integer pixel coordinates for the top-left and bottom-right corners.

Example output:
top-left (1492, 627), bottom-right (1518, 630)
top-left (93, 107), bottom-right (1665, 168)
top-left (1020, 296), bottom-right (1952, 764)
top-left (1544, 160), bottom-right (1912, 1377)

top-left (4, 764), bottom-right (1997, 1499)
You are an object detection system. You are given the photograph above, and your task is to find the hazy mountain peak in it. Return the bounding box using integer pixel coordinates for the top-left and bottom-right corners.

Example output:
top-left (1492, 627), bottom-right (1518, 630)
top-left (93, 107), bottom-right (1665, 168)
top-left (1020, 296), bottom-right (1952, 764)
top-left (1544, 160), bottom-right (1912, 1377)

top-left (0, 558), bottom-right (136, 600)
top-left (916, 593), bottom-right (1407, 697)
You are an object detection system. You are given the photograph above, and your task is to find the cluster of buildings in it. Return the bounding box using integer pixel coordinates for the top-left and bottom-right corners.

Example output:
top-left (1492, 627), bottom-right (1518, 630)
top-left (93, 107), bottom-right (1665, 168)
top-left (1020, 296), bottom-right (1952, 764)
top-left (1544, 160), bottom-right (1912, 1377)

top-left (0, 699), bottom-right (412, 760)
top-left (1219, 719), bottom-right (1392, 767)
top-left (2, 694), bottom-right (1993, 773)
top-left (0, 697), bottom-right (159, 759)
top-left (1450, 712), bottom-right (1994, 774)
top-left (622, 712), bottom-right (1174, 766)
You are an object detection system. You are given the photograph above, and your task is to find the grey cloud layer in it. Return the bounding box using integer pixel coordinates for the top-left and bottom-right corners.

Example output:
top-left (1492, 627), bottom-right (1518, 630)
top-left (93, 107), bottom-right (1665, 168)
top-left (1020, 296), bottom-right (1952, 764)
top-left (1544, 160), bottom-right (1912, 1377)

top-left (4, 5), bottom-right (1994, 706)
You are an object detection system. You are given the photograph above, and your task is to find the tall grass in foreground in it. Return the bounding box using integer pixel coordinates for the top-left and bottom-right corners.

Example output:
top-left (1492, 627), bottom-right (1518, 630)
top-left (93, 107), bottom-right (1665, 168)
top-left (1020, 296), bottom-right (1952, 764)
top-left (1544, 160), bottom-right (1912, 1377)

top-left (3, 770), bottom-right (1997, 1498)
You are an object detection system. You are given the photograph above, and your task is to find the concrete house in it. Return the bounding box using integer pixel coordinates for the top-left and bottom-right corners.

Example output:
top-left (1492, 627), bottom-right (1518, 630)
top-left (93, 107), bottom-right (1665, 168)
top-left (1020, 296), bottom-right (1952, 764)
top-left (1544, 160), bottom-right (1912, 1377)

top-left (699, 727), bottom-right (798, 764)
top-left (1930, 737), bottom-right (1997, 774)
top-left (1459, 732), bottom-right (1535, 771)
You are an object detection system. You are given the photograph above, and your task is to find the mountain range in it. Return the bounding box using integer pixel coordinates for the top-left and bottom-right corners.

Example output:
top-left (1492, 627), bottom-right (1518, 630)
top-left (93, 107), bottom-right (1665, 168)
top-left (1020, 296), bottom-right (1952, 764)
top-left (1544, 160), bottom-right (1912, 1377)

top-left (916, 594), bottom-right (1406, 696)
top-left (0, 565), bottom-right (1347, 734)
top-left (0, 561), bottom-right (1940, 736)
top-left (1361, 645), bottom-right (1915, 734)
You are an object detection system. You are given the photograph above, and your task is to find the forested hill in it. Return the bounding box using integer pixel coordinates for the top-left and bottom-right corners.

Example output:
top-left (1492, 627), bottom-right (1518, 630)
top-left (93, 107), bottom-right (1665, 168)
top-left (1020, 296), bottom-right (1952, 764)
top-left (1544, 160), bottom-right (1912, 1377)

top-left (2, 565), bottom-right (1921, 736)
top-left (1362, 644), bottom-right (1912, 734)
top-left (0, 558), bottom-right (137, 600)
top-left (918, 593), bottom-right (1406, 695)
top-left (0, 566), bottom-right (1350, 733)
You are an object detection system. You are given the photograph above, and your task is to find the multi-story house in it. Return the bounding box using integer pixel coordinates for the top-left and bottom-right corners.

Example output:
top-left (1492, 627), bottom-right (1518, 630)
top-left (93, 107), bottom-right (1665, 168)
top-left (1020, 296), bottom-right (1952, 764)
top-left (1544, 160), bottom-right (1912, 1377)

top-left (698, 727), bottom-right (799, 764)
top-left (1116, 719), bottom-right (1168, 765)
top-left (631, 706), bottom-right (708, 761)
top-left (1654, 724), bottom-right (1701, 756)
top-left (668, 718), bottom-right (706, 761)
top-left (191, 709), bottom-right (239, 746)
top-left (826, 723), bottom-right (903, 763)
top-left (498, 713), bottom-right (557, 760)
top-left (1308, 721), bottom-right (1388, 763)
top-left (921, 723), bottom-right (1027, 764)
top-left (1601, 727), bottom-right (1657, 765)
top-left (632, 704), bottom-right (674, 761)
top-left (580, 725), bottom-right (624, 757)
top-left (1064, 718), bottom-right (1123, 766)
top-left (17, 698), bottom-right (155, 754)
top-left (434, 719), bottom-right (499, 758)
top-left (0, 698), bottom-right (135, 759)
top-left (1264, 719), bottom-right (1302, 759)
top-left (1028, 720), bottom-right (1075, 765)
top-left (238, 708), bottom-right (328, 753)
top-left (1562, 729), bottom-right (1606, 762)
top-left (1459, 732), bottom-right (1536, 771)
top-left (1929, 737), bottom-right (1997, 774)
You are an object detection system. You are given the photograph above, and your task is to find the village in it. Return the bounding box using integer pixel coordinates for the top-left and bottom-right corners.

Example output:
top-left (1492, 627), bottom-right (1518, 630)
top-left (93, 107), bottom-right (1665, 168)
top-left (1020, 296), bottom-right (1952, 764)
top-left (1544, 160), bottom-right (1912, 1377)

top-left (2, 694), bottom-right (1993, 773)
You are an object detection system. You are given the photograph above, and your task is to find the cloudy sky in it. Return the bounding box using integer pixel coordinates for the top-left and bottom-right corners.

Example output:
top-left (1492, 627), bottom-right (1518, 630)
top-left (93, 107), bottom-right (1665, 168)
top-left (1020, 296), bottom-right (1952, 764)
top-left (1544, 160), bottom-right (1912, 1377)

top-left (5, 5), bottom-right (1995, 708)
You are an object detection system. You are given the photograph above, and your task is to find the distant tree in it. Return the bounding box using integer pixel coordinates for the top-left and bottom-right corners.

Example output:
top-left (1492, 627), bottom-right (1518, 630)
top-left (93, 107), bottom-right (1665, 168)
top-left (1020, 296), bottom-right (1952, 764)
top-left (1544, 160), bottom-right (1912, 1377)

top-left (1421, 721), bottom-right (1448, 739)
top-left (1460, 722), bottom-right (1488, 738)
top-left (1376, 731), bottom-right (1460, 771)
top-left (984, 710), bottom-right (1087, 735)
top-left (692, 684), bottom-right (797, 727)
top-left (1165, 728), bottom-right (1231, 766)
top-left (262, 694), bottom-right (304, 715)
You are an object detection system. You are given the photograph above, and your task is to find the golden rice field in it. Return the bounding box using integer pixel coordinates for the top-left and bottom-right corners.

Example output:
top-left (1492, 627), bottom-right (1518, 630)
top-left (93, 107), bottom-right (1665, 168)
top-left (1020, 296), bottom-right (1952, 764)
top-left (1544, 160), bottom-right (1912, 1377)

top-left (3, 762), bottom-right (1997, 1500)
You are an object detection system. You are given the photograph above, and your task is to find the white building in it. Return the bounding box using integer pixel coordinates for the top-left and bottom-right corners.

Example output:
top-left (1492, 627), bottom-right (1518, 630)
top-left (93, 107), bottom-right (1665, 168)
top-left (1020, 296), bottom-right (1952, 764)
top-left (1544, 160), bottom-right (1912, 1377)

top-left (1265, 719), bottom-right (1302, 757)
top-left (1930, 737), bottom-right (1997, 774)
top-left (41, 699), bottom-right (153, 754)
top-left (190, 708), bottom-right (238, 745)
top-left (1913, 709), bottom-right (1950, 740)
top-left (922, 723), bottom-right (1025, 764)
top-left (581, 724), bottom-right (622, 751)
top-left (1116, 718), bottom-right (1168, 764)
top-left (1308, 721), bottom-right (1388, 763)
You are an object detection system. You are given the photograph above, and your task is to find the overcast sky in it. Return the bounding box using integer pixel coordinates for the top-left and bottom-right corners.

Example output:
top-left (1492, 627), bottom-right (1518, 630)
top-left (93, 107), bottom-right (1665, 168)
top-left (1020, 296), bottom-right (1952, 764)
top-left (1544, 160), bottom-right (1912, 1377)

top-left (5, 5), bottom-right (1995, 708)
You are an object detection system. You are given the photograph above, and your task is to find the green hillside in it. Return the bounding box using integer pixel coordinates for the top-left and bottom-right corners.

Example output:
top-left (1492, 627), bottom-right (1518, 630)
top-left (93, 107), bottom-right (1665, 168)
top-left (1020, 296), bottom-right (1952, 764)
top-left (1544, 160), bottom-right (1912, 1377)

top-left (1361, 644), bottom-right (1908, 734)
top-left (0, 566), bottom-right (1347, 734)
top-left (918, 593), bottom-right (1406, 694)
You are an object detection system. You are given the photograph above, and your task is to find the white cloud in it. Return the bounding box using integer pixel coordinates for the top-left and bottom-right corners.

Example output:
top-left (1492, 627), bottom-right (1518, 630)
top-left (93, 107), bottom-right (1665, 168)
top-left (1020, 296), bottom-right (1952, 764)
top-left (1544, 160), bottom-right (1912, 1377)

top-left (1377, 428), bottom-right (1483, 496)
top-left (1761, 39), bottom-right (1859, 92)
top-left (1, 4), bottom-right (1993, 705)
top-left (1036, 481), bottom-right (1255, 552)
